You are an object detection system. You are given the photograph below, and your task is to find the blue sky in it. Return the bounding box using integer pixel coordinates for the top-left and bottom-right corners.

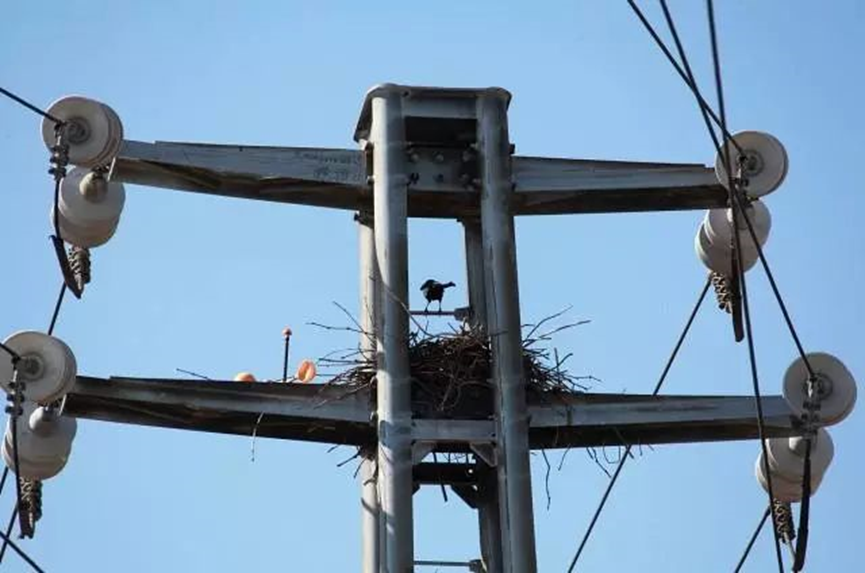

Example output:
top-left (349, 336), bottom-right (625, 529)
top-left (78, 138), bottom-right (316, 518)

top-left (2, 1), bottom-right (863, 571)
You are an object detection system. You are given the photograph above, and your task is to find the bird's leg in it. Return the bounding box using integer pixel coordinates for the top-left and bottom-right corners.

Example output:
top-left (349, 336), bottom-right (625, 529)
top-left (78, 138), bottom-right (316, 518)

top-left (424, 301), bottom-right (430, 312)
top-left (438, 300), bottom-right (443, 312)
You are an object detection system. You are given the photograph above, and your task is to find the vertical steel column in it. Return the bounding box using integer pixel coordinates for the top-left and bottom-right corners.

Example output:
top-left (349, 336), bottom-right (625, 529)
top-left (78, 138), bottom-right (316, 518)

top-left (370, 90), bottom-right (414, 573)
top-left (463, 220), bottom-right (488, 332)
top-left (476, 463), bottom-right (504, 573)
top-left (358, 211), bottom-right (381, 573)
top-left (360, 455), bottom-right (381, 572)
top-left (476, 92), bottom-right (538, 573)
top-left (464, 218), bottom-right (503, 573)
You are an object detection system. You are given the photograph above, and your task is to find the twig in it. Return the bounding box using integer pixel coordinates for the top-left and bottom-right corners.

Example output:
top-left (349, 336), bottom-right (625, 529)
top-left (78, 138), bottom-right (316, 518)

top-left (542, 449), bottom-right (553, 510)
top-left (522, 306), bottom-right (574, 341)
top-left (250, 413), bottom-right (265, 462)
top-left (308, 322), bottom-right (365, 335)
top-left (558, 447), bottom-right (572, 471)
top-left (176, 368), bottom-right (212, 380)
top-left (337, 450), bottom-right (362, 468)
top-left (585, 448), bottom-right (612, 479)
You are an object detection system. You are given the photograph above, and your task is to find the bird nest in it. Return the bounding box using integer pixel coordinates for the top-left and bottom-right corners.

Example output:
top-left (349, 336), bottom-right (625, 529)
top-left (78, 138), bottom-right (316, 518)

top-left (318, 313), bottom-right (593, 419)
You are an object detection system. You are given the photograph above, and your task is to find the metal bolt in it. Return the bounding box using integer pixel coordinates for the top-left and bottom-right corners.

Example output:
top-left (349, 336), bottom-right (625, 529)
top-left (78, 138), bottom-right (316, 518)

top-left (434, 153), bottom-right (445, 164)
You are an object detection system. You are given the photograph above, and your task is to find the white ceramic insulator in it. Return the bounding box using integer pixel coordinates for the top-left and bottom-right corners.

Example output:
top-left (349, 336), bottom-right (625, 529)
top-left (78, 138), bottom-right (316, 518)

top-left (704, 200), bottom-right (772, 249)
top-left (0, 332), bottom-right (77, 404)
top-left (694, 222), bottom-right (759, 276)
top-left (783, 352), bottom-right (857, 426)
top-left (755, 452), bottom-right (823, 503)
top-left (715, 131), bottom-right (788, 198)
top-left (50, 166), bottom-right (125, 248)
top-left (51, 204), bottom-right (119, 249)
top-left (2, 403), bottom-right (77, 480)
top-left (765, 427), bottom-right (834, 482)
top-left (41, 96), bottom-right (124, 168)
top-left (60, 167), bottom-right (125, 229)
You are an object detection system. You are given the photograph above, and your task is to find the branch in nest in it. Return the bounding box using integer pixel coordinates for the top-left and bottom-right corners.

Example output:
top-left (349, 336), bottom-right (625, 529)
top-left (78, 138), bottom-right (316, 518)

top-left (522, 306), bottom-right (574, 341)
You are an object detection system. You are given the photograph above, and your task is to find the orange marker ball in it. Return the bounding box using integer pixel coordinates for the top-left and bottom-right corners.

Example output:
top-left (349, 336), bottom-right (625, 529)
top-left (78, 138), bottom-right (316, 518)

top-left (295, 360), bottom-right (317, 383)
top-left (234, 372), bottom-right (257, 383)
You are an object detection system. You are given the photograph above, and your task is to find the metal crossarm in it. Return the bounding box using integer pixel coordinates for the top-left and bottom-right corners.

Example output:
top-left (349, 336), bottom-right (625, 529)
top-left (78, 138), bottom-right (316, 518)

top-left (64, 377), bottom-right (802, 449)
top-left (111, 140), bottom-right (726, 217)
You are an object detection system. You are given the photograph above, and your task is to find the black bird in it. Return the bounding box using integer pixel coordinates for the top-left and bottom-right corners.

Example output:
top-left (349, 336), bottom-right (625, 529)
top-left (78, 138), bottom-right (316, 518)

top-left (420, 279), bottom-right (455, 312)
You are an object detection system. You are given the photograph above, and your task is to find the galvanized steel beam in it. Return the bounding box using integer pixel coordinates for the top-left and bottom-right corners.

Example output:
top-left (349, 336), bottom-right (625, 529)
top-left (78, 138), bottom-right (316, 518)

top-left (357, 211), bottom-right (380, 573)
top-left (369, 88), bottom-right (414, 573)
top-left (111, 140), bottom-right (725, 217)
top-left (63, 377), bottom-right (803, 449)
top-left (477, 91), bottom-right (538, 573)
top-left (463, 217), bottom-right (502, 573)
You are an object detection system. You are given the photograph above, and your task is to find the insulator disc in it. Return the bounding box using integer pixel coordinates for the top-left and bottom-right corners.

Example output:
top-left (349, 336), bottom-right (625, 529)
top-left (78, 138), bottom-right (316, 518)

top-left (97, 102), bottom-right (124, 167)
top-left (2, 444), bottom-right (67, 481)
top-left (59, 167), bottom-right (125, 229)
top-left (51, 205), bottom-right (118, 248)
top-left (715, 131), bottom-right (788, 198)
top-left (783, 352), bottom-right (857, 426)
top-left (705, 200), bottom-right (771, 248)
top-left (41, 96), bottom-right (124, 168)
top-left (0, 332), bottom-right (77, 404)
top-left (694, 222), bottom-right (758, 276)
top-left (755, 451), bottom-right (822, 503)
top-left (2, 402), bottom-right (76, 481)
top-left (765, 428), bottom-right (834, 482)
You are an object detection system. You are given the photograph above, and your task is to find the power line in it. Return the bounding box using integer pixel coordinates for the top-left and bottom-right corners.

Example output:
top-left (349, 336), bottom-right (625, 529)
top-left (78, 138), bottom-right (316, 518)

top-left (566, 277), bottom-right (711, 572)
top-left (0, 507), bottom-right (17, 564)
top-left (792, 441), bottom-right (812, 571)
top-left (0, 514), bottom-right (45, 573)
top-left (0, 86), bottom-right (73, 570)
top-left (0, 86), bottom-right (61, 125)
top-left (657, 0), bottom-right (723, 154)
top-left (4, 369), bottom-right (27, 563)
top-left (656, 0), bottom-right (748, 341)
top-left (705, 1), bottom-right (785, 571)
top-left (625, 0), bottom-right (743, 155)
top-left (655, 1), bottom-right (818, 564)
top-left (0, 343), bottom-right (20, 362)
top-left (729, 191), bottom-right (815, 376)
top-left (733, 505), bottom-right (770, 572)
top-left (47, 284), bottom-right (67, 337)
